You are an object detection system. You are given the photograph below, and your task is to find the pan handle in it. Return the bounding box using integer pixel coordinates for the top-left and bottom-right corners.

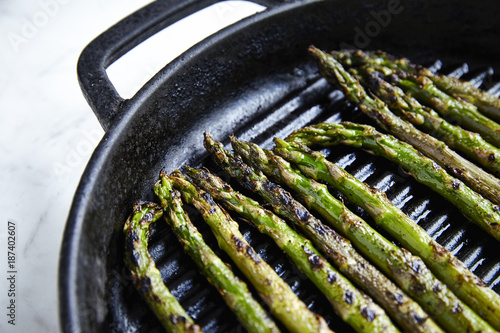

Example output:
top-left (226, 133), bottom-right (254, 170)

top-left (77, 0), bottom-right (293, 131)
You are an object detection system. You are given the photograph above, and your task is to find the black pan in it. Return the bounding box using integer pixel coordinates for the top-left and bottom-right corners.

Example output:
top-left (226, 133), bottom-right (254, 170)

top-left (60, 0), bottom-right (500, 332)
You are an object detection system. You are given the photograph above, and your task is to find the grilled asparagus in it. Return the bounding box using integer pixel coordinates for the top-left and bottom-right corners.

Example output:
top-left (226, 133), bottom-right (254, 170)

top-left (154, 175), bottom-right (281, 333)
top-left (308, 46), bottom-right (500, 206)
top-left (427, 74), bottom-right (500, 122)
top-left (202, 133), bottom-right (443, 333)
top-left (185, 165), bottom-right (398, 333)
top-left (123, 202), bottom-right (202, 333)
top-left (276, 137), bottom-right (500, 330)
top-left (231, 136), bottom-right (496, 333)
top-left (331, 48), bottom-right (500, 147)
top-left (356, 66), bottom-right (500, 176)
top-left (396, 76), bottom-right (500, 147)
top-left (335, 49), bottom-right (500, 122)
top-left (167, 171), bottom-right (332, 333)
top-left (286, 121), bottom-right (500, 242)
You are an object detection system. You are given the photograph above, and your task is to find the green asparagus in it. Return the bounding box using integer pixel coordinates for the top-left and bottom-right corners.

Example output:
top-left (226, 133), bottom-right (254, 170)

top-left (203, 133), bottom-right (443, 333)
top-left (397, 76), bottom-right (500, 148)
top-left (123, 202), bottom-right (202, 333)
top-left (231, 137), bottom-right (496, 333)
top-left (308, 46), bottom-right (500, 206)
top-left (427, 74), bottom-right (500, 123)
top-left (276, 137), bottom-right (500, 330)
top-left (154, 175), bottom-right (281, 333)
top-left (357, 66), bottom-right (500, 176)
top-left (336, 49), bottom-right (500, 122)
top-left (287, 122), bottom-right (500, 241)
top-left (167, 171), bottom-right (332, 333)
top-left (332, 49), bottom-right (500, 147)
top-left (185, 165), bottom-right (398, 333)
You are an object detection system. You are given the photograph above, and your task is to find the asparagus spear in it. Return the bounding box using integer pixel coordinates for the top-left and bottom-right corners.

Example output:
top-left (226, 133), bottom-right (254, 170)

top-left (167, 171), bottom-right (332, 333)
top-left (357, 66), bottom-right (500, 176)
top-left (286, 121), bottom-right (500, 241)
top-left (427, 74), bottom-right (500, 123)
top-left (185, 165), bottom-right (398, 333)
top-left (231, 137), bottom-right (496, 333)
top-left (335, 49), bottom-right (500, 122)
top-left (202, 133), bottom-right (443, 333)
top-left (396, 76), bottom-right (500, 148)
top-left (123, 202), bottom-right (202, 333)
top-left (308, 46), bottom-right (500, 206)
top-left (275, 137), bottom-right (500, 330)
top-left (332, 49), bottom-right (500, 147)
top-left (154, 176), bottom-right (281, 333)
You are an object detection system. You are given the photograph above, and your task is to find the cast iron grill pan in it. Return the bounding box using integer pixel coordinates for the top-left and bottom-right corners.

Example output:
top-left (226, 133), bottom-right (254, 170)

top-left (61, 1), bottom-right (500, 332)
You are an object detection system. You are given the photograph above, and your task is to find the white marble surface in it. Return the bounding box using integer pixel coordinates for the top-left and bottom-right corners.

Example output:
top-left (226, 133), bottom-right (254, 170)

top-left (0, 1), bottom-right (264, 331)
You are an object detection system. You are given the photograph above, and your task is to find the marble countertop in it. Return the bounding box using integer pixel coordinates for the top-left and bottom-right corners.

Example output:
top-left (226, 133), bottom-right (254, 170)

top-left (0, 1), bottom-right (263, 331)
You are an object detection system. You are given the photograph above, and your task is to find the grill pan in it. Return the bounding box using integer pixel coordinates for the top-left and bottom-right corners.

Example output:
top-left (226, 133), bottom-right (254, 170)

top-left (60, 0), bottom-right (500, 332)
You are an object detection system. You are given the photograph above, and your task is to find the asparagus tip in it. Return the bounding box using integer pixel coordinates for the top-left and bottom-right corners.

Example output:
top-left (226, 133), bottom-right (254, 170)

top-left (159, 168), bottom-right (168, 179)
top-left (308, 45), bottom-right (326, 62)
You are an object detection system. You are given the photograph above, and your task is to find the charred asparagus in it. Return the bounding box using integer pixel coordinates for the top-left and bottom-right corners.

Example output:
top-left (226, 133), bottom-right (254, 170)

top-left (397, 76), bottom-right (500, 147)
top-left (276, 137), bottom-right (500, 330)
top-left (123, 202), bottom-right (202, 333)
top-left (167, 172), bottom-right (332, 333)
top-left (286, 121), bottom-right (500, 242)
top-left (202, 133), bottom-right (443, 333)
top-left (308, 46), bottom-right (500, 205)
top-left (356, 67), bottom-right (500, 176)
top-left (331, 48), bottom-right (500, 147)
top-left (154, 176), bottom-right (281, 333)
top-left (185, 165), bottom-right (398, 333)
top-left (231, 137), bottom-right (495, 333)
top-left (335, 49), bottom-right (500, 122)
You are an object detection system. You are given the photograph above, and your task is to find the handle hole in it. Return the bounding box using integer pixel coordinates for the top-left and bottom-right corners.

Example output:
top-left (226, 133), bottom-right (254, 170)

top-left (106, 1), bottom-right (265, 99)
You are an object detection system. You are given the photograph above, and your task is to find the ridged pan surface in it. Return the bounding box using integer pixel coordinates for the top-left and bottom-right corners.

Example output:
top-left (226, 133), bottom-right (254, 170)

top-left (61, 1), bottom-right (500, 332)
